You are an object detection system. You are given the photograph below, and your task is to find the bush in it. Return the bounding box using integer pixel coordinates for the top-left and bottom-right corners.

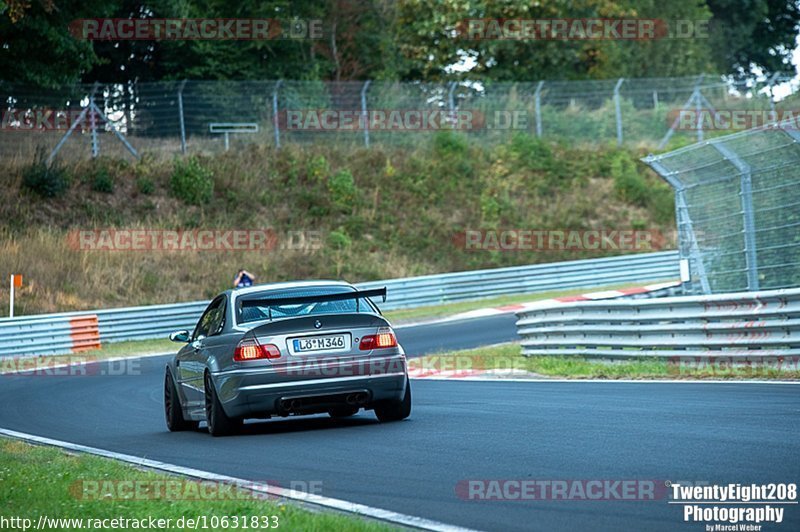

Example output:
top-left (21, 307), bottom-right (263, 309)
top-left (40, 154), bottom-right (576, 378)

top-left (307, 155), bottom-right (329, 183)
top-left (170, 156), bottom-right (214, 205)
top-left (508, 133), bottom-right (554, 171)
top-left (433, 130), bottom-right (469, 157)
top-left (610, 152), bottom-right (649, 207)
top-left (328, 229), bottom-right (352, 277)
top-left (136, 176), bottom-right (155, 195)
top-left (328, 169), bottom-right (357, 211)
top-left (91, 167), bottom-right (114, 193)
top-left (650, 185), bottom-right (676, 224)
top-left (21, 154), bottom-right (69, 198)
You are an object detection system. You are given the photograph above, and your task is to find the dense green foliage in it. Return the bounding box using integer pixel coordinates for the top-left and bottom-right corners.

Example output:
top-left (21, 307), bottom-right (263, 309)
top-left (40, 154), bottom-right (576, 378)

top-left (169, 155), bottom-right (214, 205)
top-left (1, 1), bottom-right (797, 87)
top-left (21, 150), bottom-right (70, 198)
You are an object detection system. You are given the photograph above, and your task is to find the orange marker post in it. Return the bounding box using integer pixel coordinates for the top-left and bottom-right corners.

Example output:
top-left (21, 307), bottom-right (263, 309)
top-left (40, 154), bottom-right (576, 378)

top-left (10, 274), bottom-right (22, 317)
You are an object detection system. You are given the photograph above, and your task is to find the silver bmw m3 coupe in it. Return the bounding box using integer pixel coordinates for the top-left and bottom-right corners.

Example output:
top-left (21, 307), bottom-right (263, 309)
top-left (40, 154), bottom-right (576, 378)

top-left (164, 281), bottom-right (410, 436)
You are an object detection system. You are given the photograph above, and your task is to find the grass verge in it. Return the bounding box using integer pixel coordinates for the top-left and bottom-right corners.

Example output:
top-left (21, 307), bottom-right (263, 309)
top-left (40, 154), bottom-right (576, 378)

top-left (0, 437), bottom-right (396, 531)
top-left (412, 343), bottom-right (800, 380)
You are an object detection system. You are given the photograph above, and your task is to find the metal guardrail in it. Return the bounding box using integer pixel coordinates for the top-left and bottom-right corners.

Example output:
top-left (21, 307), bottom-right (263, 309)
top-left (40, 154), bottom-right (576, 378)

top-left (516, 286), bottom-right (800, 358)
top-left (0, 251), bottom-right (678, 357)
top-left (358, 251), bottom-right (678, 309)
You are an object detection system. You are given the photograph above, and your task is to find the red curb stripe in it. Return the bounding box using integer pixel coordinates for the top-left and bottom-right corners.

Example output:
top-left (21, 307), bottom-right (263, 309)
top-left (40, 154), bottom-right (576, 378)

top-left (619, 287), bottom-right (649, 295)
top-left (554, 295), bottom-right (590, 302)
top-left (497, 304), bottom-right (526, 311)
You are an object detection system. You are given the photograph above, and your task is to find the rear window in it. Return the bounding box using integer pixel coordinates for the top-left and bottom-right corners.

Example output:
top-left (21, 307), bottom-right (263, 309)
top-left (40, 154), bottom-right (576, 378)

top-left (235, 286), bottom-right (378, 325)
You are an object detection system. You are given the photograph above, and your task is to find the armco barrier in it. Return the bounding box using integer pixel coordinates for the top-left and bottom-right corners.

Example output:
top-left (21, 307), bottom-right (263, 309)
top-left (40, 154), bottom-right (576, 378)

top-left (0, 251), bottom-right (678, 357)
top-left (0, 314), bottom-right (100, 357)
top-left (516, 286), bottom-right (800, 358)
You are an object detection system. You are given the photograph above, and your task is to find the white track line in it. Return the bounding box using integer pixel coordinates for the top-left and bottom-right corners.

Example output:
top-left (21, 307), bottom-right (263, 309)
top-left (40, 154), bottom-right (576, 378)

top-left (411, 376), bottom-right (800, 384)
top-left (0, 428), bottom-right (477, 532)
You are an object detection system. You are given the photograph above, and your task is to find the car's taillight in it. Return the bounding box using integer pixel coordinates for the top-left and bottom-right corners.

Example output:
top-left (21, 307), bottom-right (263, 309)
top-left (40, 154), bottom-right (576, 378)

top-left (234, 338), bottom-right (281, 361)
top-left (360, 327), bottom-right (397, 350)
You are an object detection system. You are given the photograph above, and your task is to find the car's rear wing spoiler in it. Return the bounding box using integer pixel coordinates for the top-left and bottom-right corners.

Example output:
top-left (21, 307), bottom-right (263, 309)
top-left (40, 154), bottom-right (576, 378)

top-left (239, 287), bottom-right (387, 311)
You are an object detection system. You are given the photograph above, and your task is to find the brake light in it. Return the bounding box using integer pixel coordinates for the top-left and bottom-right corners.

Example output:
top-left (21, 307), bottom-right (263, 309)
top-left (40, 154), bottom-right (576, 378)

top-left (234, 338), bottom-right (281, 361)
top-left (359, 327), bottom-right (397, 350)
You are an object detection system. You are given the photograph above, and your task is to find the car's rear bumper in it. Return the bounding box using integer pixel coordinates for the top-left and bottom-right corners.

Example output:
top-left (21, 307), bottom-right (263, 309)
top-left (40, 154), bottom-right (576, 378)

top-left (210, 353), bottom-right (408, 418)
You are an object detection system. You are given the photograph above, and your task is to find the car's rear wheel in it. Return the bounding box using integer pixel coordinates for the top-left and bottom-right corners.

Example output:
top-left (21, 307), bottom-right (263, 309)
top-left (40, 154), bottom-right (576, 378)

top-left (374, 378), bottom-right (411, 422)
top-left (204, 373), bottom-right (241, 437)
top-left (164, 369), bottom-right (198, 432)
top-left (329, 406), bottom-right (359, 418)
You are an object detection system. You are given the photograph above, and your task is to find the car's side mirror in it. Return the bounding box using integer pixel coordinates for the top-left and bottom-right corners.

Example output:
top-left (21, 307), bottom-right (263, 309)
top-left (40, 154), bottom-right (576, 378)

top-left (169, 330), bottom-right (190, 343)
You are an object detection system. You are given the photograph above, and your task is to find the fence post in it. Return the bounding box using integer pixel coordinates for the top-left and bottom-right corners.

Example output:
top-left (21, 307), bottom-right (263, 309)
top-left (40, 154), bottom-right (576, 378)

top-left (534, 81), bottom-right (544, 137)
top-left (767, 72), bottom-right (779, 115)
top-left (9, 274), bottom-right (14, 318)
top-left (614, 78), bottom-right (624, 146)
top-left (89, 82), bottom-right (100, 158)
top-left (447, 81), bottom-right (457, 115)
top-left (178, 80), bottom-right (187, 154)
top-left (361, 80), bottom-right (371, 147)
top-left (272, 80), bottom-right (283, 149)
top-left (694, 74), bottom-right (705, 142)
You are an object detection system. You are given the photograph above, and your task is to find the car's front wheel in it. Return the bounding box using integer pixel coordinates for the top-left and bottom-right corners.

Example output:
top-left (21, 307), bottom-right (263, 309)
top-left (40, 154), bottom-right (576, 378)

top-left (204, 373), bottom-right (241, 437)
top-left (374, 378), bottom-right (411, 422)
top-left (164, 369), bottom-right (198, 432)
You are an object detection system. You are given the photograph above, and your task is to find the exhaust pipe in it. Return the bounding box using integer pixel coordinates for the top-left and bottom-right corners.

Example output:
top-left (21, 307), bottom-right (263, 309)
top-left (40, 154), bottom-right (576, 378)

top-left (281, 398), bottom-right (303, 411)
top-left (346, 392), bottom-right (368, 405)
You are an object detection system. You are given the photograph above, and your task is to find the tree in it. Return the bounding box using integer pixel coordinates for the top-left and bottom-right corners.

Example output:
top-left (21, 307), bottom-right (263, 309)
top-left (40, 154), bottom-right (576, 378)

top-left (0, 0), bottom-right (115, 86)
top-left (1, 0), bottom-right (797, 87)
top-left (706, 0), bottom-right (800, 79)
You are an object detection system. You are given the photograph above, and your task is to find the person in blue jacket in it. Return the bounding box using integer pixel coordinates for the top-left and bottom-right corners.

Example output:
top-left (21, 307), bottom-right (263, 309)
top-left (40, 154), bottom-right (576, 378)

top-left (233, 269), bottom-right (255, 288)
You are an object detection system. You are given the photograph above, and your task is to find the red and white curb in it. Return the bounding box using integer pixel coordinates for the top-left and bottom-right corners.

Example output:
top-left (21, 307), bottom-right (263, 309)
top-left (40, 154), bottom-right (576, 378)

top-left (407, 282), bottom-right (680, 380)
top-left (397, 281), bottom-right (679, 329)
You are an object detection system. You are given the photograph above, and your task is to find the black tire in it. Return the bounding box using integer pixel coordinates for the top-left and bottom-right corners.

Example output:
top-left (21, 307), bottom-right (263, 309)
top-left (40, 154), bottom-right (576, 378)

top-left (164, 369), bottom-right (198, 432)
top-left (375, 378), bottom-right (411, 422)
top-left (204, 373), bottom-right (241, 437)
top-left (329, 406), bottom-right (359, 418)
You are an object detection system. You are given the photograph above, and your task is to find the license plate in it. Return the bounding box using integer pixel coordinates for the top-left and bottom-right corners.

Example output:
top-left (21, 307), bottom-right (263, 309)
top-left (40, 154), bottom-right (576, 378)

top-left (293, 334), bottom-right (348, 353)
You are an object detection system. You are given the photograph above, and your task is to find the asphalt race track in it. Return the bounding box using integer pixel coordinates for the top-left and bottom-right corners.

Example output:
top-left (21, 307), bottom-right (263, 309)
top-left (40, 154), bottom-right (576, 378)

top-left (1, 315), bottom-right (798, 531)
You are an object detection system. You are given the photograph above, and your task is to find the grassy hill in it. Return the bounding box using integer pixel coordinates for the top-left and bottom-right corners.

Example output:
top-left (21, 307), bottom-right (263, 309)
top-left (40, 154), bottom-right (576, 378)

top-left (0, 133), bottom-right (675, 315)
